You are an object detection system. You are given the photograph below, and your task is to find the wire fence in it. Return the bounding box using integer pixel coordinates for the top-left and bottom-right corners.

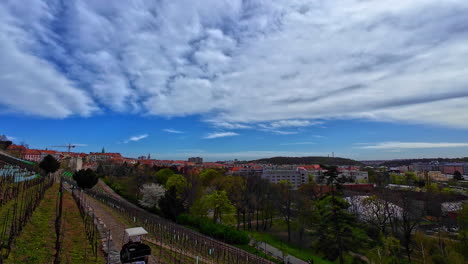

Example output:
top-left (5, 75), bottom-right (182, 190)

top-left (84, 187), bottom-right (274, 264)
top-left (71, 189), bottom-right (103, 261)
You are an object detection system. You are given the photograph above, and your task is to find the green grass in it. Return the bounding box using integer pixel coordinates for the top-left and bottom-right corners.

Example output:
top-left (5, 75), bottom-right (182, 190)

top-left (248, 231), bottom-right (333, 264)
top-left (4, 184), bottom-right (107, 264)
top-left (5, 184), bottom-right (59, 264)
top-left (235, 244), bottom-right (282, 263)
top-left (60, 190), bottom-right (106, 264)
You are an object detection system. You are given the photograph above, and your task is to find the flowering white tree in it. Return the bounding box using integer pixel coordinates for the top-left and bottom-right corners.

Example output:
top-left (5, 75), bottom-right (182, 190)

top-left (139, 183), bottom-right (165, 208)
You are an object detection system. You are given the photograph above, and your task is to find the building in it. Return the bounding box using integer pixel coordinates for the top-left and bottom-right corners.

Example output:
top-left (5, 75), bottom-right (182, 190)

top-left (339, 170), bottom-right (369, 182)
top-left (39, 150), bottom-right (61, 161)
top-left (441, 163), bottom-right (464, 175)
top-left (23, 149), bottom-right (42, 163)
top-left (416, 171), bottom-right (447, 182)
top-left (89, 152), bottom-right (123, 162)
top-left (412, 162), bottom-right (440, 172)
top-left (261, 167), bottom-right (309, 189)
top-left (68, 156), bottom-right (83, 171)
top-left (188, 157), bottom-right (203, 164)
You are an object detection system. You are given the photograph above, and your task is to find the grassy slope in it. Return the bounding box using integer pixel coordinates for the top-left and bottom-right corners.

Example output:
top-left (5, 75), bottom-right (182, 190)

top-left (249, 231), bottom-right (333, 264)
top-left (6, 184), bottom-right (59, 264)
top-left (5, 183), bottom-right (106, 264)
top-left (60, 190), bottom-right (106, 264)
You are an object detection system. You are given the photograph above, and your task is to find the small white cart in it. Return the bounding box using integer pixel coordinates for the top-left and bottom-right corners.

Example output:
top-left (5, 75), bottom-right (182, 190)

top-left (120, 227), bottom-right (152, 264)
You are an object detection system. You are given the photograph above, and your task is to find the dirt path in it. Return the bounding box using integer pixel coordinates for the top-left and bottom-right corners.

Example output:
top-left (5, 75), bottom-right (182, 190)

top-left (83, 194), bottom-right (158, 264)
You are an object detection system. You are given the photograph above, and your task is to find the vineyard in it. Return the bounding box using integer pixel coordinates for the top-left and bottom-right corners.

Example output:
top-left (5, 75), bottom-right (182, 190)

top-left (0, 153), bottom-right (106, 264)
top-left (0, 150), bottom-right (275, 264)
top-left (82, 183), bottom-right (274, 264)
top-left (0, 158), bottom-right (53, 263)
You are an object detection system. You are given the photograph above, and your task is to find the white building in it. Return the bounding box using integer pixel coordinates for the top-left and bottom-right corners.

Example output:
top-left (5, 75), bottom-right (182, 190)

top-left (261, 167), bottom-right (310, 189)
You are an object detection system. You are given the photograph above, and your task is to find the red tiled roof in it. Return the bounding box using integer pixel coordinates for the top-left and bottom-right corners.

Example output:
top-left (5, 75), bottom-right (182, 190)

top-left (90, 152), bottom-right (122, 157)
top-left (7, 145), bottom-right (27, 151)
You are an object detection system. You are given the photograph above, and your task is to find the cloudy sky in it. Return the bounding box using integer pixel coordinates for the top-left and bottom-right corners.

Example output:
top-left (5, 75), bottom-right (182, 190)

top-left (2, 0), bottom-right (468, 161)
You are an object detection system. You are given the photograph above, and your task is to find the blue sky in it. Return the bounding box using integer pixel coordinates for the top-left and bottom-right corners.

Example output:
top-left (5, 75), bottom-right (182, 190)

top-left (1, 0), bottom-right (468, 161)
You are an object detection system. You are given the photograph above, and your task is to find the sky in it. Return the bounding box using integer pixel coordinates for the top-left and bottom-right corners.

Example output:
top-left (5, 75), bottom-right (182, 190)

top-left (1, 0), bottom-right (468, 161)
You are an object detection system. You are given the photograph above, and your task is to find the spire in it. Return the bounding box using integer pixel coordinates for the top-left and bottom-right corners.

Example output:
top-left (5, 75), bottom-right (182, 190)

top-left (147, 153), bottom-right (151, 159)
top-left (101, 147), bottom-right (105, 153)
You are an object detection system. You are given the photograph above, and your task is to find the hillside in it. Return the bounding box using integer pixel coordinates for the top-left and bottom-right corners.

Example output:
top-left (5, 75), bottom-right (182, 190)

top-left (380, 157), bottom-right (468, 167)
top-left (251, 156), bottom-right (363, 166)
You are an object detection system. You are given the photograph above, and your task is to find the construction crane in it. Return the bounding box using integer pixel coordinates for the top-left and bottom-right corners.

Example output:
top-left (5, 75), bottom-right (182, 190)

top-left (51, 144), bottom-right (76, 153)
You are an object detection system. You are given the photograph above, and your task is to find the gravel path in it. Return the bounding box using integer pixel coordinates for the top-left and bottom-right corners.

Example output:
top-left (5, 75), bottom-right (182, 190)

top-left (84, 194), bottom-right (158, 264)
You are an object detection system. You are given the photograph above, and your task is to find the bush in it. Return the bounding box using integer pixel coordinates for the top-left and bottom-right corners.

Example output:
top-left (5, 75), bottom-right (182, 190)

top-left (177, 214), bottom-right (249, 245)
top-left (73, 169), bottom-right (99, 189)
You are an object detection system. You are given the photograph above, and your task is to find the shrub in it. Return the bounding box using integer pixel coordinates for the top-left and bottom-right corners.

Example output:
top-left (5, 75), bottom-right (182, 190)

top-left (177, 214), bottom-right (249, 245)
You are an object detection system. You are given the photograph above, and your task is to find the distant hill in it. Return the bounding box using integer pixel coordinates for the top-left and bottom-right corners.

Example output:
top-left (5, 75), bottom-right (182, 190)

top-left (251, 156), bottom-right (363, 166)
top-left (380, 157), bottom-right (468, 167)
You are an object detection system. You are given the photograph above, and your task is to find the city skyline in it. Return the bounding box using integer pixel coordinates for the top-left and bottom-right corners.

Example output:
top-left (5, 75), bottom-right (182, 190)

top-left (2, 0), bottom-right (468, 161)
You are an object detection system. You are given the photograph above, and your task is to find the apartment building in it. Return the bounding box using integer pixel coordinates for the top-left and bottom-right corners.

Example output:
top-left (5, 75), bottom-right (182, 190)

top-left (261, 167), bottom-right (310, 189)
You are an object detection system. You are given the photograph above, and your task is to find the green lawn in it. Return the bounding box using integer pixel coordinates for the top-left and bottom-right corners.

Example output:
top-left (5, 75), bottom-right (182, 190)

top-left (235, 244), bottom-right (282, 263)
top-left (248, 231), bottom-right (333, 264)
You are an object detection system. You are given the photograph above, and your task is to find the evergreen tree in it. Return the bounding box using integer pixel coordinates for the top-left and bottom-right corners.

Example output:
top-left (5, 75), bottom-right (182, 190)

top-left (159, 186), bottom-right (185, 221)
top-left (314, 195), bottom-right (367, 263)
top-left (39, 154), bottom-right (60, 175)
top-left (313, 165), bottom-right (366, 264)
top-left (454, 171), bottom-right (463, 181)
top-left (73, 169), bottom-right (99, 189)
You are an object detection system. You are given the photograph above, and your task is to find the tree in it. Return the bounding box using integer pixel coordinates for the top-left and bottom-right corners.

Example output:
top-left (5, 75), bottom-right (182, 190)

top-left (159, 186), bottom-right (185, 221)
top-left (139, 183), bottom-right (165, 209)
top-left (0, 135), bottom-right (12, 150)
top-left (213, 176), bottom-right (246, 229)
top-left (458, 203), bottom-right (468, 258)
top-left (165, 174), bottom-right (190, 199)
top-left (315, 165), bottom-right (364, 264)
top-left (453, 171), bottom-right (463, 181)
top-left (154, 168), bottom-right (174, 185)
top-left (96, 163), bottom-right (104, 176)
top-left (101, 147), bottom-right (105, 153)
top-left (191, 190), bottom-right (236, 224)
top-left (396, 195), bottom-right (424, 262)
top-left (277, 180), bottom-right (294, 242)
top-left (39, 154), bottom-right (60, 174)
top-left (366, 236), bottom-right (402, 264)
top-left (314, 195), bottom-right (367, 263)
top-left (73, 169), bottom-right (99, 189)
top-left (200, 169), bottom-right (222, 186)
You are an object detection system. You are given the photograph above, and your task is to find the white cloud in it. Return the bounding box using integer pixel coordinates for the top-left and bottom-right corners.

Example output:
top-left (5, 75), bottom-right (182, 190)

top-left (359, 142), bottom-right (468, 149)
top-left (280, 142), bottom-right (315, 146)
top-left (204, 132), bottom-right (239, 139)
top-left (262, 120), bottom-right (321, 129)
top-left (270, 130), bottom-right (299, 135)
top-left (71, 143), bottom-right (88, 147)
top-left (1, 0), bottom-right (468, 130)
top-left (209, 121), bottom-right (252, 129)
top-left (125, 134), bottom-right (148, 143)
top-left (163, 129), bottom-right (184, 134)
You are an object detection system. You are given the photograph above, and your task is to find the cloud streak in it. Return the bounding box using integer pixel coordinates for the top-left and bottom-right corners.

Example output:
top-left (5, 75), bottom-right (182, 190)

top-left (124, 134), bottom-right (148, 143)
top-left (204, 132), bottom-right (239, 139)
top-left (359, 142), bottom-right (468, 149)
top-left (163, 129), bottom-right (184, 134)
